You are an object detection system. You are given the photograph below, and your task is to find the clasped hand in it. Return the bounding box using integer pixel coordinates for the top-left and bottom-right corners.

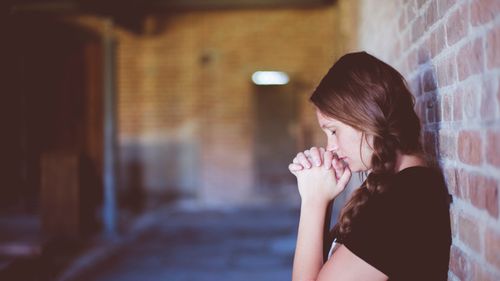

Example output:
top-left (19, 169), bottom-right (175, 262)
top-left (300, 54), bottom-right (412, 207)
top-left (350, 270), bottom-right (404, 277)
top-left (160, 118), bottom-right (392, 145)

top-left (288, 147), bottom-right (351, 204)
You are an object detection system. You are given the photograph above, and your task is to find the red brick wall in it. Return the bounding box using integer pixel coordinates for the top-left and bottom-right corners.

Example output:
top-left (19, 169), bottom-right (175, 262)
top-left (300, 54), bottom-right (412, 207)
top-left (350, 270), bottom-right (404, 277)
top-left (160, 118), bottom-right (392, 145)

top-left (114, 8), bottom-right (341, 205)
top-left (357, 0), bottom-right (500, 279)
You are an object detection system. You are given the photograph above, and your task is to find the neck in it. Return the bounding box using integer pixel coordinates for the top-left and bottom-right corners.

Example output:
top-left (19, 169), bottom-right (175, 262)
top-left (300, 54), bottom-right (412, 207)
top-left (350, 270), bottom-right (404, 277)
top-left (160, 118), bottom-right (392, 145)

top-left (394, 151), bottom-right (426, 172)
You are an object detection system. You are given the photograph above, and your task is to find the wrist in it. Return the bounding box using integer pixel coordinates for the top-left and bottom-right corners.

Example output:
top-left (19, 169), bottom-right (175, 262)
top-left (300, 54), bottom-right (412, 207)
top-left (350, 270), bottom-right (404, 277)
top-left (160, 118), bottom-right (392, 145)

top-left (300, 198), bottom-right (330, 210)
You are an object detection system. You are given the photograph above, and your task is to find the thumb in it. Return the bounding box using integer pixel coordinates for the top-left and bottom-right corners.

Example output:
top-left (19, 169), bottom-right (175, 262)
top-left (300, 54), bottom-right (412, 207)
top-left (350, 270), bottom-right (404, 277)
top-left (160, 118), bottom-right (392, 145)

top-left (337, 166), bottom-right (352, 190)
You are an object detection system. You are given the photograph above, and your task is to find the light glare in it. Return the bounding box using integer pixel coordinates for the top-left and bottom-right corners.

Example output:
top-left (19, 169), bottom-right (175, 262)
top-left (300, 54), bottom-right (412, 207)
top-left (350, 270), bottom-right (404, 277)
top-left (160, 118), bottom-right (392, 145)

top-left (252, 71), bottom-right (289, 85)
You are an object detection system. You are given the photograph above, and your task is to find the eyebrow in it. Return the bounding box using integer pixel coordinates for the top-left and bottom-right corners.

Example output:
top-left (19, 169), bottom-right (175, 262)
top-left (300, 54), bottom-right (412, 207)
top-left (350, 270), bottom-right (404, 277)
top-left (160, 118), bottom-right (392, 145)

top-left (321, 124), bottom-right (336, 129)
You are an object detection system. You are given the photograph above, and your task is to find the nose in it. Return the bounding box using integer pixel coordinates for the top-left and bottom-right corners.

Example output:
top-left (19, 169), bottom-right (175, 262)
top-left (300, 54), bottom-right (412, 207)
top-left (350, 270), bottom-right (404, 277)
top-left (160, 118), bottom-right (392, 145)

top-left (326, 136), bottom-right (338, 152)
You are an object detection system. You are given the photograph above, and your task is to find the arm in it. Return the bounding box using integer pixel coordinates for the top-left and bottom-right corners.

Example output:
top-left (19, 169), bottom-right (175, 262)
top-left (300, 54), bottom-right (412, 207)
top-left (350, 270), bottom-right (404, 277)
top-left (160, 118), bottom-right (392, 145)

top-left (290, 147), bottom-right (351, 281)
top-left (290, 147), bottom-right (387, 281)
top-left (292, 199), bottom-right (329, 281)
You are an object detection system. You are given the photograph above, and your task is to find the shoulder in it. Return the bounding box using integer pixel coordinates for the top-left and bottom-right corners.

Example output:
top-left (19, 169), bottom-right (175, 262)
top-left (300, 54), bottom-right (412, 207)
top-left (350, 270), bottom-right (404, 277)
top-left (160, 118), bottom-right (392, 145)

top-left (387, 166), bottom-right (450, 205)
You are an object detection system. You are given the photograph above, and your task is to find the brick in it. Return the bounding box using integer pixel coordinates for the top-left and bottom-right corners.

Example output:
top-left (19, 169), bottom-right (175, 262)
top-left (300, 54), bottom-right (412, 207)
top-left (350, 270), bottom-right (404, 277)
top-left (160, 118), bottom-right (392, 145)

top-left (458, 213), bottom-right (481, 252)
top-left (467, 173), bottom-right (499, 218)
top-left (416, 0), bottom-right (426, 10)
top-left (424, 130), bottom-right (437, 157)
top-left (457, 130), bottom-right (482, 165)
top-left (422, 66), bottom-right (437, 92)
top-left (449, 205), bottom-right (457, 236)
top-left (430, 24), bottom-right (446, 58)
top-left (471, 0), bottom-right (500, 26)
top-left (453, 88), bottom-right (463, 121)
top-left (432, 95), bottom-right (441, 123)
top-left (438, 0), bottom-right (455, 17)
top-left (425, 0), bottom-right (438, 28)
top-left (441, 93), bottom-right (452, 122)
top-left (486, 26), bottom-right (500, 69)
top-left (438, 129), bottom-right (456, 160)
top-left (443, 168), bottom-right (458, 196)
top-left (412, 16), bottom-right (425, 43)
top-left (462, 83), bottom-right (480, 120)
top-left (411, 50), bottom-right (420, 73)
top-left (436, 54), bottom-right (457, 87)
top-left (446, 5), bottom-right (469, 46)
top-left (418, 41), bottom-right (431, 65)
top-left (480, 78), bottom-right (498, 121)
top-left (486, 130), bottom-right (500, 167)
top-left (450, 245), bottom-right (472, 280)
top-left (485, 227), bottom-right (500, 268)
top-left (473, 263), bottom-right (500, 281)
top-left (444, 168), bottom-right (459, 197)
top-left (398, 9), bottom-right (407, 32)
top-left (410, 73), bottom-right (422, 96)
top-left (456, 168), bottom-right (469, 199)
top-left (457, 37), bottom-right (484, 81)
top-left (406, 1), bottom-right (417, 24)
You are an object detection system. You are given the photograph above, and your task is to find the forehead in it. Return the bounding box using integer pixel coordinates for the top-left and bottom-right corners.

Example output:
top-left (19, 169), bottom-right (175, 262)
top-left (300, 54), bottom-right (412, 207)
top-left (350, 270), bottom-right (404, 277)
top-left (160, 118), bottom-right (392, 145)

top-left (315, 109), bottom-right (340, 126)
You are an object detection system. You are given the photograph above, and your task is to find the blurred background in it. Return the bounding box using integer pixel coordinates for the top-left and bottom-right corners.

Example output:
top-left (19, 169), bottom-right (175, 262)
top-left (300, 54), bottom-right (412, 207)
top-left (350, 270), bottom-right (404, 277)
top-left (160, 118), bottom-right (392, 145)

top-left (0, 0), bottom-right (357, 280)
top-left (1, 0), bottom-right (499, 280)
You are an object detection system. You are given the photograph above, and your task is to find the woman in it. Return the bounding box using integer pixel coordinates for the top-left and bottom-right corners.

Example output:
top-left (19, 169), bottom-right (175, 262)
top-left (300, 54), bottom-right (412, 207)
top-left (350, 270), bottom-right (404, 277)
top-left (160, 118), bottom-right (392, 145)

top-left (288, 52), bottom-right (451, 281)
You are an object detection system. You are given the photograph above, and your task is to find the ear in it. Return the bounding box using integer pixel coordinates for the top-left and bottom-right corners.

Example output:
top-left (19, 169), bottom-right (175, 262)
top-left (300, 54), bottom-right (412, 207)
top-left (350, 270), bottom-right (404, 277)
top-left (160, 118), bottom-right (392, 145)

top-left (364, 133), bottom-right (375, 152)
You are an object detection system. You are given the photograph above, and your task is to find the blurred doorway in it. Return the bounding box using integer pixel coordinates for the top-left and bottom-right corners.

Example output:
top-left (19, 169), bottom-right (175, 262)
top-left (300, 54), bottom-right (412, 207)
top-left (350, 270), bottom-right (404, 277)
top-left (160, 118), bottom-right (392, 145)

top-left (253, 84), bottom-right (298, 200)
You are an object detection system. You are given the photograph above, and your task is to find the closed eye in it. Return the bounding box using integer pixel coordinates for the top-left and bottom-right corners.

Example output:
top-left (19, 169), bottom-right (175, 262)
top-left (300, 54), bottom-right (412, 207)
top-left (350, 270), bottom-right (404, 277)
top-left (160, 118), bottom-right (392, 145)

top-left (325, 129), bottom-right (335, 135)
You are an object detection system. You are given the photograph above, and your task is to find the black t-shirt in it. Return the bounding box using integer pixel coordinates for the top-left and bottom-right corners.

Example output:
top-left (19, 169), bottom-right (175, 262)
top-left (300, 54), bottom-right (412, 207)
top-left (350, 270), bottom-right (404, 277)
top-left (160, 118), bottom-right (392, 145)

top-left (335, 166), bottom-right (452, 280)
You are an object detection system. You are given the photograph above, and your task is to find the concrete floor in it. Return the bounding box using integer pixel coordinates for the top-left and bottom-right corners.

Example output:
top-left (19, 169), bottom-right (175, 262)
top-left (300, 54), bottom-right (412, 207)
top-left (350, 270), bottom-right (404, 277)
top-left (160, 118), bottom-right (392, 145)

top-left (65, 203), bottom-right (300, 281)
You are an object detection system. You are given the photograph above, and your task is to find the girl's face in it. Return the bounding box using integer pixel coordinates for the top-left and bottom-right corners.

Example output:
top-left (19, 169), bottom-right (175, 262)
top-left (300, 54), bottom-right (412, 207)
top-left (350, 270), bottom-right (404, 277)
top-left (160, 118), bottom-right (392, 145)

top-left (316, 109), bottom-right (374, 172)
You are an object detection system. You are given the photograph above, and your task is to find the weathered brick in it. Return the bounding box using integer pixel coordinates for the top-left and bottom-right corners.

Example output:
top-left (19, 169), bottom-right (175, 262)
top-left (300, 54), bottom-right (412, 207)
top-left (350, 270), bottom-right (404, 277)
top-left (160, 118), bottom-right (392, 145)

top-left (438, 129), bottom-right (456, 160)
top-left (446, 5), bottom-right (469, 46)
top-left (485, 227), bottom-right (500, 268)
top-left (450, 245), bottom-right (472, 280)
top-left (467, 173), bottom-right (499, 218)
top-left (473, 263), bottom-right (500, 281)
top-left (471, 0), bottom-right (500, 26)
top-left (422, 66), bottom-right (437, 92)
top-left (424, 130), bottom-right (437, 157)
top-left (486, 26), bottom-right (500, 69)
top-left (453, 88), bottom-right (463, 121)
top-left (462, 83), bottom-right (480, 120)
top-left (457, 37), bottom-right (485, 81)
top-left (430, 24), bottom-right (446, 58)
top-left (486, 130), bottom-right (500, 167)
top-left (438, 0), bottom-right (456, 17)
top-left (425, 0), bottom-right (437, 28)
top-left (441, 93), bottom-right (452, 122)
top-left (458, 130), bottom-right (482, 165)
top-left (458, 213), bottom-right (481, 252)
top-left (436, 54), bottom-right (457, 87)
top-left (412, 15), bottom-right (426, 43)
top-left (480, 78), bottom-right (498, 121)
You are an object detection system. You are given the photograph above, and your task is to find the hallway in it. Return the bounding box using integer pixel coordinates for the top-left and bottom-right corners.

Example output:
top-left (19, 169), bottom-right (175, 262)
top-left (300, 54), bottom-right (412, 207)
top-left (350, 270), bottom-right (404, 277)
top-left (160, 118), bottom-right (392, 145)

top-left (67, 204), bottom-right (299, 281)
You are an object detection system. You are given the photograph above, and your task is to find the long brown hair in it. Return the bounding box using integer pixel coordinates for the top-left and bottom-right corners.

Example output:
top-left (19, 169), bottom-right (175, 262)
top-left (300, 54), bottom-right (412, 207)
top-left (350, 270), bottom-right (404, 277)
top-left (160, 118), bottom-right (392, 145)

top-left (310, 51), bottom-right (423, 238)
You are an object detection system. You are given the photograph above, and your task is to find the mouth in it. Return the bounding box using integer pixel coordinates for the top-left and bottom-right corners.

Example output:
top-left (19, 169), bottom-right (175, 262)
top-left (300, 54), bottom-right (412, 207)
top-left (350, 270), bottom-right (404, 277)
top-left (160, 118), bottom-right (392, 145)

top-left (338, 157), bottom-right (348, 165)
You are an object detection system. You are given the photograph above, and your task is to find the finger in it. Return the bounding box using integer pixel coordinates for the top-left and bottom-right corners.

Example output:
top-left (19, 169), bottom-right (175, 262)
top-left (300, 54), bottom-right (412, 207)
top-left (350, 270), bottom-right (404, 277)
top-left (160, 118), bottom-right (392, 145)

top-left (296, 152), bottom-right (312, 168)
top-left (293, 157), bottom-right (300, 164)
top-left (288, 163), bottom-right (304, 173)
top-left (337, 166), bottom-right (352, 189)
top-left (304, 149), bottom-right (311, 157)
top-left (332, 157), bottom-right (345, 180)
top-left (323, 150), bottom-right (333, 169)
top-left (309, 147), bottom-right (322, 166)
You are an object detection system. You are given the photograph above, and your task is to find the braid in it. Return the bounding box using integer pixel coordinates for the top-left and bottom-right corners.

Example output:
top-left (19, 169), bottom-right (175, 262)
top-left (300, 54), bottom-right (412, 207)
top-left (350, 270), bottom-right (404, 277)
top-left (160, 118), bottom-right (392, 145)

top-left (310, 52), bottom-right (424, 241)
top-left (334, 132), bottom-right (398, 239)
